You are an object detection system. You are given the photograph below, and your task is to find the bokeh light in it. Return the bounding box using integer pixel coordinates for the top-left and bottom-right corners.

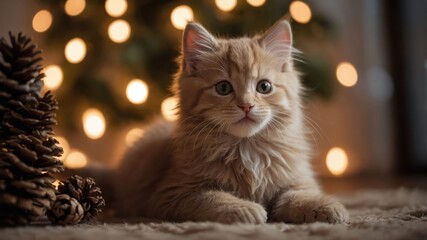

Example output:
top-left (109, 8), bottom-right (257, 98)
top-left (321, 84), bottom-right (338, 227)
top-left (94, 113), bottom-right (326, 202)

top-left (215, 0), bottom-right (238, 12)
top-left (65, 0), bottom-right (86, 16)
top-left (170, 5), bottom-right (194, 30)
top-left (56, 136), bottom-right (69, 161)
top-left (64, 150), bottom-right (88, 169)
top-left (64, 38), bottom-right (87, 64)
top-left (44, 65), bottom-right (63, 91)
top-left (289, 1), bottom-right (312, 24)
top-left (246, 0), bottom-right (266, 7)
top-left (126, 79), bottom-right (148, 104)
top-left (108, 19), bottom-right (131, 43)
top-left (105, 0), bottom-right (128, 17)
top-left (32, 10), bottom-right (53, 33)
top-left (161, 97), bottom-right (179, 121)
top-left (82, 108), bottom-right (106, 140)
top-left (336, 62), bottom-right (358, 87)
top-left (125, 128), bottom-right (145, 147)
top-left (53, 180), bottom-right (60, 189)
top-left (326, 147), bottom-right (348, 176)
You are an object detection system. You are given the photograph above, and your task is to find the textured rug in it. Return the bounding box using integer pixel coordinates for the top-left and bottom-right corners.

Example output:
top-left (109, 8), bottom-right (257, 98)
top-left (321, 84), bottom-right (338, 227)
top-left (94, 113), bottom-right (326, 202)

top-left (1, 188), bottom-right (427, 240)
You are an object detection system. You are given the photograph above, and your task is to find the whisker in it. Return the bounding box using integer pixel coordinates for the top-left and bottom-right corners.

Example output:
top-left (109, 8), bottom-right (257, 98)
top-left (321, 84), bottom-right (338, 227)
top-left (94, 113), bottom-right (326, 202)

top-left (201, 120), bottom-right (222, 149)
top-left (192, 118), bottom-right (217, 154)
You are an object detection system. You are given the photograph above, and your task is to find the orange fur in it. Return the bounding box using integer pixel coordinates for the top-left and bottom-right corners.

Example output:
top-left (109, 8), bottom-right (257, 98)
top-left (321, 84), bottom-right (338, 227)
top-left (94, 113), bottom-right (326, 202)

top-left (115, 20), bottom-right (348, 224)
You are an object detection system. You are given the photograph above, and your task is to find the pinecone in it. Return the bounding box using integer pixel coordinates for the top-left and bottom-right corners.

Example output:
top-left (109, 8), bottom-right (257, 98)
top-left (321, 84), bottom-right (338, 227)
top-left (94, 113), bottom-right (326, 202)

top-left (1, 91), bottom-right (60, 138)
top-left (0, 169), bottom-right (56, 225)
top-left (58, 175), bottom-right (105, 222)
top-left (47, 194), bottom-right (84, 225)
top-left (0, 32), bottom-right (44, 122)
top-left (0, 32), bottom-right (64, 226)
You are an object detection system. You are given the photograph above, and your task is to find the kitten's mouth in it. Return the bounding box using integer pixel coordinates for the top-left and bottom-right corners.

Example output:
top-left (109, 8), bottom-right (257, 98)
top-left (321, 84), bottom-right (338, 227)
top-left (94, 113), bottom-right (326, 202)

top-left (228, 115), bottom-right (265, 137)
top-left (236, 116), bottom-right (256, 124)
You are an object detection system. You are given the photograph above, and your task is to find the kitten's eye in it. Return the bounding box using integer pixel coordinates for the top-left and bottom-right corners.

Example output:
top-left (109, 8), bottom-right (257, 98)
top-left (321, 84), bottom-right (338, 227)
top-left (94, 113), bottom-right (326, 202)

top-left (215, 80), bottom-right (233, 96)
top-left (256, 80), bottom-right (272, 94)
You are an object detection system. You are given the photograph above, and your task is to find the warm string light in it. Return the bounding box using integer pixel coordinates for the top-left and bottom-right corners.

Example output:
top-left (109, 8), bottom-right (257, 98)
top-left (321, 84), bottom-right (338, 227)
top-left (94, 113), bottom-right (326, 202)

top-left (53, 180), bottom-right (60, 189)
top-left (65, 0), bottom-right (86, 16)
top-left (105, 0), bottom-right (128, 17)
top-left (82, 108), bottom-right (106, 140)
top-left (336, 62), bottom-right (358, 87)
top-left (126, 79), bottom-right (148, 104)
top-left (246, 0), bottom-right (266, 7)
top-left (170, 5), bottom-right (194, 30)
top-left (65, 38), bottom-right (87, 64)
top-left (289, 1), bottom-right (312, 24)
top-left (44, 65), bottom-right (63, 91)
top-left (215, 0), bottom-right (238, 12)
top-left (56, 136), bottom-right (70, 161)
top-left (108, 19), bottom-right (131, 43)
top-left (161, 97), bottom-right (179, 121)
top-left (326, 147), bottom-right (348, 176)
top-left (125, 128), bottom-right (145, 147)
top-left (32, 10), bottom-right (52, 33)
top-left (64, 150), bottom-right (88, 169)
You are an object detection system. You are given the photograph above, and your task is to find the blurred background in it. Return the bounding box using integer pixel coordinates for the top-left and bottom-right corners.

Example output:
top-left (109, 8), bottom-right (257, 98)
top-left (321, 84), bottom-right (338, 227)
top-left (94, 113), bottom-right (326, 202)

top-left (0, 0), bottom-right (426, 192)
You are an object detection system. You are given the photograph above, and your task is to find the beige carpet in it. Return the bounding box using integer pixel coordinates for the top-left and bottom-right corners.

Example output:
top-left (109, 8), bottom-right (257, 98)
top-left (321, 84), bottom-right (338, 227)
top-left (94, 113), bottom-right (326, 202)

top-left (1, 188), bottom-right (427, 240)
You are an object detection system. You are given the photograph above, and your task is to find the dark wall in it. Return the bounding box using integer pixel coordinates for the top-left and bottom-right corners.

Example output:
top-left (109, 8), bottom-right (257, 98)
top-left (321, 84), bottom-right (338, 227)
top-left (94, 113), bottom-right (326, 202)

top-left (386, 0), bottom-right (427, 173)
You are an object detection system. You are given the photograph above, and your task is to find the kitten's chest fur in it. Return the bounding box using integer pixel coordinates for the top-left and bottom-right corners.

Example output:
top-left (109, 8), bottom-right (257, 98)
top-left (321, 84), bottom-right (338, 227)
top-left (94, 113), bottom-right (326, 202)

top-left (179, 134), bottom-right (304, 204)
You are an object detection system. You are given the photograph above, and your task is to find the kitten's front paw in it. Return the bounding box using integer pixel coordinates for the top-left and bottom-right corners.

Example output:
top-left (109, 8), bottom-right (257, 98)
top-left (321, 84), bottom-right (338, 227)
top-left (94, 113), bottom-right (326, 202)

top-left (219, 202), bottom-right (267, 224)
top-left (275, 194), bottom-right (349, 224)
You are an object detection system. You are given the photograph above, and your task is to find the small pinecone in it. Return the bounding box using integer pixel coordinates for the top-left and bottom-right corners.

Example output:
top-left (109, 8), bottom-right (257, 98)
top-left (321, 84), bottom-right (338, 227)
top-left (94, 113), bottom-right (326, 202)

top-left (47, 194), bottom-right (84, 225)
top-left (58, 175), bottom-right (105, 222)
top-left (0, 33), bottom-right (64, 225)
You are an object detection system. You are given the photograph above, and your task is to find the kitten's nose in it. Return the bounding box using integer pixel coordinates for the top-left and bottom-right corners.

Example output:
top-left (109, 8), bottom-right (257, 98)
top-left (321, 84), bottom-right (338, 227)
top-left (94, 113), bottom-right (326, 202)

top-left (238, 104), bottom-right (254, 114)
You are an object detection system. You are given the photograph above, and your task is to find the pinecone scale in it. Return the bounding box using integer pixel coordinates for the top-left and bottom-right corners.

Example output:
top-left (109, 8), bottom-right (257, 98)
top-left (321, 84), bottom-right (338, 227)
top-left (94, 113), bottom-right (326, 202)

top-left (47, 194), bottom-right (84, 225)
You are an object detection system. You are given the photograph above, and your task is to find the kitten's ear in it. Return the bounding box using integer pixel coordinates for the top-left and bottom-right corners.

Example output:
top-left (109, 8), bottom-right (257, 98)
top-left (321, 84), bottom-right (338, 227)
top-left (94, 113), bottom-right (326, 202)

top-left (182, 23), bottom-right (218, 71)
top-left (259, 20), bottom-right (293, 72)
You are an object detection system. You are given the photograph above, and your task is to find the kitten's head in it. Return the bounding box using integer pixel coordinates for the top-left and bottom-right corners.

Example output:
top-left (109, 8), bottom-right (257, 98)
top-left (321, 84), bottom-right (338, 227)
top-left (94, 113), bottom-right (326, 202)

top-left (174, 20), bottom-right (302, 138)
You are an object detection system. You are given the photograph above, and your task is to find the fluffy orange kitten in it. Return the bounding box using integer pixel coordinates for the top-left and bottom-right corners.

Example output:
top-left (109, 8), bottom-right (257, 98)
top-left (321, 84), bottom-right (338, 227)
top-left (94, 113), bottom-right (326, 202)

top-left (115, 19), bottom-right (349, 224)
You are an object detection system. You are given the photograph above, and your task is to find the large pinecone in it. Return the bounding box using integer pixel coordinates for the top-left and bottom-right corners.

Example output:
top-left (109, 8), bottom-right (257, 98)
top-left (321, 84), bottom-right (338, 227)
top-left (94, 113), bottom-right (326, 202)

top-left (0, 32), bottom-right (64, 225)
top-left (0, 33), bottom-right (43, 119)
top-left (58, 175), bottom-right (105, 222)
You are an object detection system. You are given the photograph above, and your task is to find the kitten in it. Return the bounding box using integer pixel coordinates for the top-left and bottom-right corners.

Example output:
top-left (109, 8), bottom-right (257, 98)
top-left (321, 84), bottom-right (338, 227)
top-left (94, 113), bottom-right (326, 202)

top-left (115, 19), bottom-right (349, 224)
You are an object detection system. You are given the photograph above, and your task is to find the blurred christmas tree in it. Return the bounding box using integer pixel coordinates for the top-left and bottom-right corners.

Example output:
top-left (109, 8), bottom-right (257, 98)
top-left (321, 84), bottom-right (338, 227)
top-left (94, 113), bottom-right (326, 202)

top-left (34, 0), bottom-right (336, 134)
